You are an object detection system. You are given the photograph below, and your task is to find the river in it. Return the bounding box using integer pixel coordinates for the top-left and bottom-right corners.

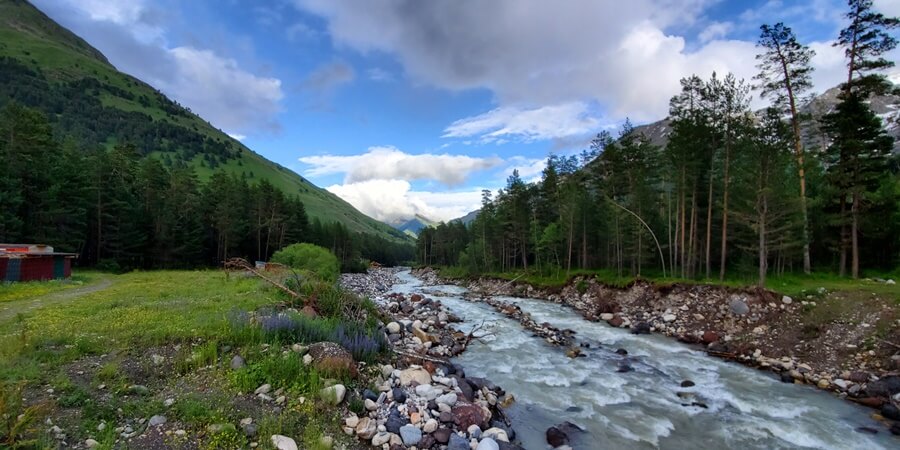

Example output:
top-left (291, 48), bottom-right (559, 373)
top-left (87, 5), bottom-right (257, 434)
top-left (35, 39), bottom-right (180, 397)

top-left (389, 270), bottom-right (893, 449)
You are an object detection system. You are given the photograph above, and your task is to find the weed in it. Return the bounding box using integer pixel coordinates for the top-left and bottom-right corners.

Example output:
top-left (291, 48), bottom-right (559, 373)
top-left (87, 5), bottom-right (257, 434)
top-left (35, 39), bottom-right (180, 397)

top-left (1, 382), bottom-right (48, 448)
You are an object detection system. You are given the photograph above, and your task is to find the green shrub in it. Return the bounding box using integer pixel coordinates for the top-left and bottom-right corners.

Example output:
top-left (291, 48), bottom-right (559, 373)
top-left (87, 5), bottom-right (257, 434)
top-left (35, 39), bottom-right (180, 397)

top-left (271, 244), bottom-right (340, 282)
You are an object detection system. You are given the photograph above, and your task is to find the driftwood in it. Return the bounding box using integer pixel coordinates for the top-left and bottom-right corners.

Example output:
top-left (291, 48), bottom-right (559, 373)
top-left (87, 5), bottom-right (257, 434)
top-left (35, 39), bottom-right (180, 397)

top-left (224, 258), bottom-right (300, 299)
top-left (486, 274), bottom-right (525, 296)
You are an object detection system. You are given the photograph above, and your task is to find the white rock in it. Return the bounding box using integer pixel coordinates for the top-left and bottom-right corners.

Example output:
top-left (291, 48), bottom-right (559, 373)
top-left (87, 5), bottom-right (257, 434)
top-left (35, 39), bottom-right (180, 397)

top-left (320, 385), bottom-right (346, 405)
top-left (663, 314), bottom-right (677, 323)
top-left (387, 322), bottom-right (402, 334)
top-left (436, 393), bottom-right (458, 406)
top-left (345, 415), bottom-right (359, 428)
top-left (164, 398), bottom-right (175, 407)
top-left (151, 354), bottom-right (165, 365)
top-left (85, 439), bottom-right (99, 448)
top-left (254, 384), bottom-right (271, 395)
top-left (174, 429), bottom-right (186, 437)
top-left (782, 295), bottom-right (793, 304)
top-left (302, 354), bottom-right (313, 365)
top-left (271, 434), bottom-right (298, 450)
top-left (833, 379), bottom-right (849, 390)
top-left (364, 399), bottom-right (377, 411)
top-left (415, 384), bottom-right (438, 400)
top-left (371, 431), bottom-right (392, 446)
top-left (482, 427), bottom-right (509, 442)
top-left (423, 419), bottom-right (438, 433)
top-left (887, 279), bottom-right (896, 285)
top-left (600, 313), bottom-right (614, 321)
top-left (399, 368), bottom-right (432, 386)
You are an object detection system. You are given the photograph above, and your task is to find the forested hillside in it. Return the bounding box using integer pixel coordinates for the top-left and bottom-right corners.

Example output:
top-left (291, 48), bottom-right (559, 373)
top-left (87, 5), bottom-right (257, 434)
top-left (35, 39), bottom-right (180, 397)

top-left (0, 0), bottom-right (413, 268)
top-left (419, 5), bottom-right (900, 284)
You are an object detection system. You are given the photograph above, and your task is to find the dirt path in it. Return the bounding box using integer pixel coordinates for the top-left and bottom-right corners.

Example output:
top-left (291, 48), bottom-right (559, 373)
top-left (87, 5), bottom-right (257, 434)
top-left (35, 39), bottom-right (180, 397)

top-left (0, 276), bottom-right (115, 323)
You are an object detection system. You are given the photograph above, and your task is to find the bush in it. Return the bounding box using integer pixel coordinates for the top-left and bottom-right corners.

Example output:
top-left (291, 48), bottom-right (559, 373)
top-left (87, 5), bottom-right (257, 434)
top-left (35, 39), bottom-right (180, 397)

top-left (271, 244), bottom-right (340, 282)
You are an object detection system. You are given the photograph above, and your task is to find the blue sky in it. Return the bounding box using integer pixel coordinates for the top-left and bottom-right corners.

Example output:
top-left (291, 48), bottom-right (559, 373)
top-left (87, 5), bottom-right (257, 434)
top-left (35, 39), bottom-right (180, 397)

top-left (34, 0), bottom-right (900, 224)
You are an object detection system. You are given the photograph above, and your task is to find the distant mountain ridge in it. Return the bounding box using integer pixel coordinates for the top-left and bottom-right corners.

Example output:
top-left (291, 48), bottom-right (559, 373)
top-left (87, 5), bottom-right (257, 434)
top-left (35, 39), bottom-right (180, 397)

top-left (0, 0), bottom-right (408, 243)
top-left (630, 83), bottom-right (900, 153)
top-left (395, 214), bottom-right (438, 237)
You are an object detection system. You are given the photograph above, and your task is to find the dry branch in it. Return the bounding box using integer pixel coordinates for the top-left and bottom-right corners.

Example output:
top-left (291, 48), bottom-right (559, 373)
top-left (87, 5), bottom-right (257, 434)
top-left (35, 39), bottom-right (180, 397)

top-left (224, 258), bottom-right (300, 299)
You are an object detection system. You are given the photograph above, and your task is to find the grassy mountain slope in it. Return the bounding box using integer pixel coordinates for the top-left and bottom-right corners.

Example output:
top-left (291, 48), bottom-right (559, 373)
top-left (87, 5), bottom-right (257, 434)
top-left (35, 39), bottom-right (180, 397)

top-left (0, 0), bottom-right (408, 242)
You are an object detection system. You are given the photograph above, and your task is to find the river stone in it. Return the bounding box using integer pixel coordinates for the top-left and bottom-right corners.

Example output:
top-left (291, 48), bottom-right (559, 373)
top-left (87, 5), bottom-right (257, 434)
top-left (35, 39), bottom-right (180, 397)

top-left (387, 322), bottom-right (402, 334)
top-left (399, 367), bottom-right (432, 386)
top-left (423, 418), bottom-right (439, 433)
top-left (453, 403), bottom-right (486, 430)
top-left (433, 428), bottom-right (451, 443)
top-left (85, 439), bottom-right (99, 448)
top-left (782, 295), bottom-right (793, 304)
top-left (436, 392), bottom-right (458, 406)
top-left (385, 408), bottom-right (409, 434)
top-left (355, 417), bottom-right (376, 439)
top-left (392, 387), bottom-right (407, 404)
top-left (631, 322), bottom-right (651, 334)
top-left (319, 384), bottom-right (346, 405)
top-left (729, 299), bottom-right (749, 315)
top-left (448, 433), bottom-right (470, 450)
top-left (476, 438), bottom-right (500, 450)
top-left (399, 425), bottom-right (422, 446)
top-left (371, 432), bottom-right (392, 446)
top-left (482, 427), bottom-right (509, 442)
top-left (546, 426), bottom-right (568, 447)
top-left (255, 384), bottom-right (271, 395)
top-left (416, 384), bottom-right (439, 400)
top-left (308, 342), bottom-right (357, 376)
top-left (662, 314), bottom-right (677, 322)
top-left (148, 415), bottom-right (167, 426)
top-left (600, 313), bottom-right (614, 321)
top-left (882, 404), bottom-right (900, 420)
top-left (271, 435), bottom-right (298, 450)
top-left (865, 375), bottom-right (900, 398)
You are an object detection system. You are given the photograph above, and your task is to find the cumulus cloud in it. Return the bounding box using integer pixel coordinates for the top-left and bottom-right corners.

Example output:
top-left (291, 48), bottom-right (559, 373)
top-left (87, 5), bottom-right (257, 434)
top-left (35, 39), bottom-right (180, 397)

top-left (698, 21), bottom-right (733, 43)
top-left (299, 146), bottom-right (501, 186)
top-left (32, 0), bottom-right (284, 136)
top-left (443, 102), bottom-right (602, 143)
top-left (326, 180), bottom-right (484, 224)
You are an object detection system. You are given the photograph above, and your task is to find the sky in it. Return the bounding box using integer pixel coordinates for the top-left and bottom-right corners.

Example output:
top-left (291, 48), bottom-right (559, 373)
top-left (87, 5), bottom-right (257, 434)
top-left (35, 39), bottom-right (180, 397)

top-left (33, 0), bottom-right (900, 225)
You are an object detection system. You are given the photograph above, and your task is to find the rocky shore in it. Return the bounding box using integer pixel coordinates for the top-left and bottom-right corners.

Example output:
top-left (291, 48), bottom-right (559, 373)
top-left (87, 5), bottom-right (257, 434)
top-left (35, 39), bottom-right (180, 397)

top-left (416, 268), bottom-right (900, 436)
top-left (339, 269), bottom-right (525, 450)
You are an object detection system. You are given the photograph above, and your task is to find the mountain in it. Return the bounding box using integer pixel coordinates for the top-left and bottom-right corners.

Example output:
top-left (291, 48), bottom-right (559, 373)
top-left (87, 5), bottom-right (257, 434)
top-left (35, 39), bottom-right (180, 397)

top-left (0, 0), bottom-right (408, 243)
top-left (395, 214), bottom-right (438, 238)
top-left (453, 210), bottom-right (480, 225)
top-left (630, 84), bottom-right (900, 153)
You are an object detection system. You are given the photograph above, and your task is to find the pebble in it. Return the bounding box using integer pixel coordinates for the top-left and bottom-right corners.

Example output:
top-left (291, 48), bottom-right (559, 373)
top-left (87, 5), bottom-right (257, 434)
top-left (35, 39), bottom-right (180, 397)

top-left (476, 438), bottom-right (500, 450)
top-left (85, 439), bottom-right (99, 448)
top-left (319, 384), bottom-right (346, 405)
top-left (254, 384), bottom-right (271, 395)
top-left (399, 424), bottom-right (423, 446)
top-left (423, 418), bottom-right (439, 433)
top-left (148, 415), bottom-right (167, 426)
top-left (270, 434), bottom-right (298, 450)
top-left (371, 431), bottom-right (392, 446)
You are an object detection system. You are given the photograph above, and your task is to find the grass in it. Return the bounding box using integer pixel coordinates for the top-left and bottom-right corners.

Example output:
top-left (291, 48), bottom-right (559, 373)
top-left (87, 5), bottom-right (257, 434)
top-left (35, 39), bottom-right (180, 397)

top-left (0, 271), bottom-right (103, 303)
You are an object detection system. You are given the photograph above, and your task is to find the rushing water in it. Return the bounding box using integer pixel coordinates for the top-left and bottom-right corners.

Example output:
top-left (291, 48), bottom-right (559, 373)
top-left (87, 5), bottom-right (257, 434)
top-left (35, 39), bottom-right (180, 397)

top-left (389, 270), bottom-right (894, 450)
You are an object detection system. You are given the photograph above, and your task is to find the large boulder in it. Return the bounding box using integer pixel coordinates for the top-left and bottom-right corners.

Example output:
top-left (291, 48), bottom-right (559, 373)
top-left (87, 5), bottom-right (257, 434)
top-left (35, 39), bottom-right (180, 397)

top-left (865, 375), bottom-right (900, 398)
top-left (452, 402), bottom-right (486, 430)
top-left (307, 342), bottom-right (357, 377)
top-left (399, 367), bottom-right (432, 386)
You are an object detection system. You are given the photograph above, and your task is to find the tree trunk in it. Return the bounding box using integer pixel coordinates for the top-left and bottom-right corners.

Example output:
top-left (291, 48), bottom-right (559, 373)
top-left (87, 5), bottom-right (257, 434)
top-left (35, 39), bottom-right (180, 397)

top-left (705, 174), bottom-right (713, 279)
top-left (688, 189), bottom-right (697, 278)
top-left (839, 195), bottom-right (847, 277)
top-left (779, 52), bottom-right (812, 274)
top-left (719, 142), bottom-right (731, 281)
top-left (851, 191), bottom-right (859, 279)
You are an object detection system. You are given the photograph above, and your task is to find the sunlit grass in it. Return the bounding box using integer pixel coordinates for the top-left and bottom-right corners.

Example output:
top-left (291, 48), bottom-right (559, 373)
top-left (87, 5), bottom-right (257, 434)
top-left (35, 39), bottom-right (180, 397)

top-left (0, 271), bottom-right (104, 303)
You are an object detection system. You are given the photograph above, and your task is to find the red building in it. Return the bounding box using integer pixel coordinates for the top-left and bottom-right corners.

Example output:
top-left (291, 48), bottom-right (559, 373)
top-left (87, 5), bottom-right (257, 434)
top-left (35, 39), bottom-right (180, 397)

top-left (0, 244), bottom-right (78, 282)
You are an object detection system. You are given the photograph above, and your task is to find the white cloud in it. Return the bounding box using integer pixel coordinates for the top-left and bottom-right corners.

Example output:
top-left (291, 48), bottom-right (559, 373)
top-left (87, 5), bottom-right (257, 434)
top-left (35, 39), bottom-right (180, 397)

top-left (367, 68), bottom-right (394, 82)
top-left (299, 146), bottom-right (501, 186)
top-left (164, 47), bottom-right (284, 133)
top-left (326, 180), bottom-right (483, 224)
top-left (443, 102), bottom-right (602, 143)
top-left (505, 156), bottom-right (547, 183)
top-left (698, 21), bottom-right (733, 43)
top-left (874, 0), bottom-right (900, 16)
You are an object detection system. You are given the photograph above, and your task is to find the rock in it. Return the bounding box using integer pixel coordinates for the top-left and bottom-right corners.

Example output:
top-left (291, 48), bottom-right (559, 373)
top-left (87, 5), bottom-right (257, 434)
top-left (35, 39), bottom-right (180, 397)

top-left (433, 428), bottom-right (451, 444)
top-left (413, 326), bottom-right (435, 343)
top-left (865, 375), bottom-right (900, 398)
top-left (423, 419), bottom-right (439, 433)
top-left (881, 404), bottom-right (900, 421)
top-left (855, 427), bottom-right (879, 435)
top-left (307, 342), bottom-right (357, 376)
top-left (230, 355), bottom-right (246, 369)
top-left (729, 299), bottom-right (749, 315)
top-left (476, 438), bottom-right (500, 450)
top-left (436, 393), bottom-right (458, 406)
top-left (174, 429), bottom-right (186, 437)
top-left (319, 384), bottom-right (346, 405)
top-left (680, 380), bottom-right (695, 388)
top-left (148, 415), bottom-right (167, 426)
top-left (482, 427), bottom-right (509, 442)
top-left (387, 322), bottom-right (402, 334)
top-left (392, 387), bottom-right (408, 404)
top-left (452, 403), bottom-right (486, 430)
top-left (701, 331), bottom-right (719, 344)
top-left (364, 398), bottom-right (377, 411)
top-left (243, 423), bottom-right (259, 438)
top-left (608, 316), bottom-right (624, 327)
top-left (448, 433), bottom-right (469, 450)
top-left (302, 354), bottom-right (313, 365)
top-left (662, 314), bottom-right (677, 322)
top-left (887, 279), bottom-right (896, 285)
top-left (833, 379), bottom-right (849, 390)
top-left (600, 313), bottom-right (614, 321)
top-left (345, 415), bottom-right (359, 428)
top-left (85, 439), bottom-right (99, 448)
top-left (468, 424), bottom-right (482, 439)
top-left (546, 426), bottom-right (568, 447)
top-left (164, 398), bottom-right (175, 407)
top-left (385, 408), bottom-right (409, 434)
top-left (399, 425), bottom-right (423, 446)
top-left (290, 344), bottom-right (308, 354)
top-left (631, 322), bottom-right (651, 335)
top-left (817, 379), bottom-right (830, 389)
top-left (416, 384), bottom-right (438, 400)
top-left (399, 367), bottom-right (432, 386)
top-left (355, 417), bottom-right (377, 440)
top-left (411, 294), bottom-right (423, 302)
top-left (271, 435), bottom-right (298, 450)
top-left (255, 384), bottom-right (272, 395)
top-left (371, 432), bottom-right (392, 446)
top-left (151, 354), bottom-right (165, 365)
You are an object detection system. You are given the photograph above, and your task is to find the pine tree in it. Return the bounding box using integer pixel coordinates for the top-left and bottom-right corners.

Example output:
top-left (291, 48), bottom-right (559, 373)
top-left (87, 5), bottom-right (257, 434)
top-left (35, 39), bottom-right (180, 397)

top-left (836, 0), bottom-right (899, 97)
top-left (755, 23), bottom-right (816, 273)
